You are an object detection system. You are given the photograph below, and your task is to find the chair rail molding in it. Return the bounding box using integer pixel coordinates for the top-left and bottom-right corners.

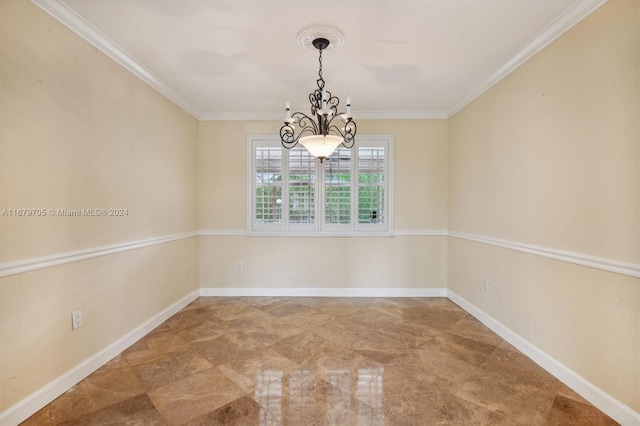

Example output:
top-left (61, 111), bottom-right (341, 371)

top-left (3, 230), bottom-right (636, 278)
top-left (0, 231), bottom-right (198, 278)
top-left (449, 231), bottom-right (639, 278)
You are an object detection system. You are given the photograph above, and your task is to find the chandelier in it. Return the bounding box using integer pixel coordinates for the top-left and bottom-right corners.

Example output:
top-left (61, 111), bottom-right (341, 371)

top-left (280, 30), bottom-right (356, 163)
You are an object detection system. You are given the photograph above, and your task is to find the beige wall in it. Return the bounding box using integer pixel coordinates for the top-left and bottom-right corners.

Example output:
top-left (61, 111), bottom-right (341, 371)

top-left (198, 120), bottom-right (448, 289)
top-left (0, 0), bottom-right (199, 411)
top-left (199, 235), bottom-right (447, 290)
top-left (448, 0), bottom-right (639, 411)
top-left (2, 0), bottom-right (638, 419)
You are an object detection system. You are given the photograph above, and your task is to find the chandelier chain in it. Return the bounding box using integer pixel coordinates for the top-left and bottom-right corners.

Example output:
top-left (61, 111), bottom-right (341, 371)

top-left (317, 47), bottom-right (324, 90)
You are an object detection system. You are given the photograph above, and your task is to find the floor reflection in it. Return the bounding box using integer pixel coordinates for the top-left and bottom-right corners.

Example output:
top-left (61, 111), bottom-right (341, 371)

top-left (254, 367), bottom-right (385, 424)
top-left (254, 368), bottom-right (287, 422)
top-left (354, 368), bottom-right (384, 410)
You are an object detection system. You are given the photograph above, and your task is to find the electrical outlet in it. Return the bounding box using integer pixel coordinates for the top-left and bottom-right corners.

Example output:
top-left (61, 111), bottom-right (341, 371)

top-left (72, 310), bottom-right (83, 330)
top-left (483, 278), bottom-right (491, 291)
top-left (235, 261), bottom-right (244, 272)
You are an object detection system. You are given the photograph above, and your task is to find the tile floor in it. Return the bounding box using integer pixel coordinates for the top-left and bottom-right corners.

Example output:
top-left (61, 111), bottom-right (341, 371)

top-left (21, 297), bottom-right (618, 425)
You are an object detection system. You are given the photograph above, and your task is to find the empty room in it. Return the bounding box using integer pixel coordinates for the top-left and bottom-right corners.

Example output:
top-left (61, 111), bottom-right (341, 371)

top-left (1, 0), bottom-right (638, 424)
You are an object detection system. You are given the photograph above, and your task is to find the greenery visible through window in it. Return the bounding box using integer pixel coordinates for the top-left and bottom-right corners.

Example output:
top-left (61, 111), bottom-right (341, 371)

top-left (248, 135), bottom-right (393, 235)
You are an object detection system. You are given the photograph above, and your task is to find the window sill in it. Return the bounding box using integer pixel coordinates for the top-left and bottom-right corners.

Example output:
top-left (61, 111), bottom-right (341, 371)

top-left (246, 230), bottom-right (394, 237)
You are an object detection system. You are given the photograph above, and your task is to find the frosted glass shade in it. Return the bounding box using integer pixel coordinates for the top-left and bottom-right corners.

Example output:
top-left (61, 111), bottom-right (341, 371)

top-left (299, 135), bottom-right (343, 160)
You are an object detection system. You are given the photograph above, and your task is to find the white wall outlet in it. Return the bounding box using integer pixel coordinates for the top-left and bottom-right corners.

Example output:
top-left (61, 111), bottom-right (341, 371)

top-left (72, 310), bottom-right (83, 330)
top-left (235, 261), bottom-right (244, 272)
top-left (483, 278), bottom-right (491, 291)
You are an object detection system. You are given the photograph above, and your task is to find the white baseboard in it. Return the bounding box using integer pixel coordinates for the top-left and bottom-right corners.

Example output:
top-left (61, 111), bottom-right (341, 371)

top-left (0, 290), bottom-right (200, 426)
top-left (446, 290), bottom-right (640, 426)
top-left (199, 287), bottom-right (448, 298)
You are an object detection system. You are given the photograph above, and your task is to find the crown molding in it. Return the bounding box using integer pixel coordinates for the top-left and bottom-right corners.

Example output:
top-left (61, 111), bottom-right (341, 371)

top-left (446, 0), bottom-right (608, 117)
top-left (30, 0), bottom-right (201, 119)
top-left (198, 110), bottom-right (449, 121)
top-left (198, 112), bottom-right (285, 121)
top-left (355, 111), bottom-right (448, 120)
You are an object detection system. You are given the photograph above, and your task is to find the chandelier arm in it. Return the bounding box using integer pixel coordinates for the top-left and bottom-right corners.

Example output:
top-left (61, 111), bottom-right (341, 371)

top-left (299, 126), bottom-right (317, 136)
top-left (310, 91), bottom-right (321, 116)
top-left (280, 112), bottom-right (318, 148)
top-left (325, 113), bottom-right (343, 130)
top-left (280, 125), bottom-right (318, 148)
top-left (326, 93), bottom-right (339, 117)
top-left (326, 113), bottom-right (354, 129)
top-left (279, 124), bottom-right (296, 148)
top-left (293, 112), bottom-right (318, 135)
top-left (292, 111), bottom-right (316, 126)
top-left (310, 90), bottom-right (338, 116)
top-left (342, 120), bottom-right (357, 147)
top-left (327, 117), bottom-right (357, 148)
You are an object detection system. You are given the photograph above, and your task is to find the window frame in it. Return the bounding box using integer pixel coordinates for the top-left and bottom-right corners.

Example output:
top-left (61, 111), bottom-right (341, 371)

top-left (247, 134), bottom-right (394, 236)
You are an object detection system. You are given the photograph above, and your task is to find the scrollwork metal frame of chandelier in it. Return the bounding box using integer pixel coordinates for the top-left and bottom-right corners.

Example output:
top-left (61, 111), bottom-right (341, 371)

top-left (280, 37), bottom-right (356, 162)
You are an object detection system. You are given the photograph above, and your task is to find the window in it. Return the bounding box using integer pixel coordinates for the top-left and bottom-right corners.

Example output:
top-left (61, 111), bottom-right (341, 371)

top-left (248, 135), bottom-right (394, 236)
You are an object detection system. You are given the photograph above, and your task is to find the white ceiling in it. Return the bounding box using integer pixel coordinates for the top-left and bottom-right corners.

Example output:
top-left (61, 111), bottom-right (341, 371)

top-left (33, 0), bottom-right (605, 120)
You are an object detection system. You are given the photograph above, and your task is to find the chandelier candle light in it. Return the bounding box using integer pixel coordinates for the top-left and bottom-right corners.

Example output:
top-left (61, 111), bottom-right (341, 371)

top-left (280, 29), bottom-right (356, 162)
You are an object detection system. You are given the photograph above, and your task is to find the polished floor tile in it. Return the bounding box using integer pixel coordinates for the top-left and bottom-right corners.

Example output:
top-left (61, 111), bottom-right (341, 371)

top-left (217, 350), bottom-right (300, 393)
top-left (57, 393), bottom-right (165, 426)
top-left (236, 318), bottom-right (306, 346)
top-left (310, 319), bottom-right (378, 347)
top-left (270, 332), bottom-right (342, 365)
top-left (48, 355), bottom-right (146, 425)
top-left (456, 367), bottom-right (559, 424)
top-left (350, 332), bottom-right (417, 365)
top-left (22, 297), bottom-right (618, 425)
top-left (354, 366), bottom-right (447, 424)
top-left (184, 395), bottom-right (280, 425)
top-left (544, 395), bottom-right (619, 426)
top-left (189, 331), bottom-right (265, 366)
top-left (130, 349), bottom-right (214, 391)
top-left (147, 369), bottom-right (245, 425)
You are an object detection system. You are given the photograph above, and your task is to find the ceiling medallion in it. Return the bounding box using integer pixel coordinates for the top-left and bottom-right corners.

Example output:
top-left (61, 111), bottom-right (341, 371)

top-left (280, 27), bottom-right (355, 162)
top-left (296, 26), bottom-right (344, 51)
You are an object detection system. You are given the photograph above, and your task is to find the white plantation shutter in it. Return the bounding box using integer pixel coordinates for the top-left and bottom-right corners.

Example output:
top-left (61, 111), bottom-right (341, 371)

top-left (254, 146), bottom-right (282, 227)
top-left (248, 135), bottom-right (393, 235)
top-left (357, 146), bottom-right (386, 227)
top-left (324, 148), bottom-right (352, 226)
top-left (288, 147), bottom-right (316, 228)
